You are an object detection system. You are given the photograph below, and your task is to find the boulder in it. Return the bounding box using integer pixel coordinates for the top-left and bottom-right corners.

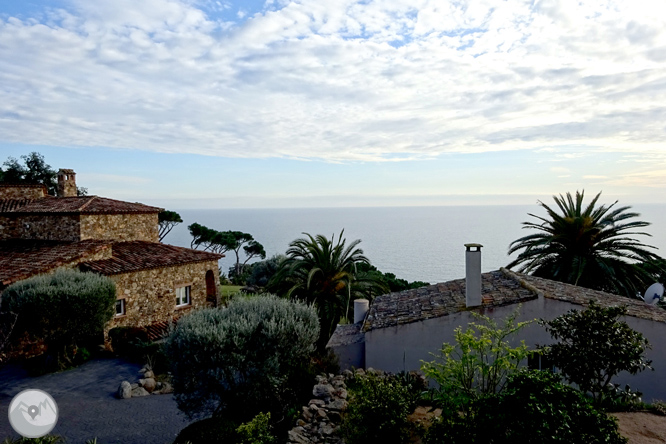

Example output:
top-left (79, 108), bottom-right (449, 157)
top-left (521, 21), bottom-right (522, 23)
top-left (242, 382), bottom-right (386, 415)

top-left (143, 370), bottom-right (154, 379)
top-left (141, 378), bottom-right (157, 393)
top-left (161, 382), bottom-right (173, 394)
top-left (117, 381), bottom-right (131, 399)
top-left (131, 387), bottom-right (150, 397)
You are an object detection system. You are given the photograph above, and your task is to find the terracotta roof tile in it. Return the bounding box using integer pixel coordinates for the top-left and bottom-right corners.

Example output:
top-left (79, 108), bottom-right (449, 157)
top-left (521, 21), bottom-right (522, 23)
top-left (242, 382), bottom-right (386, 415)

top-left (2, 196), bottom-right (162, 214)
top-left (0, 239), bottom-right (112, 289)
top-left (80, 241), bottom-right (223, 275)
top-left (0, 198), bottom-right (34, 212)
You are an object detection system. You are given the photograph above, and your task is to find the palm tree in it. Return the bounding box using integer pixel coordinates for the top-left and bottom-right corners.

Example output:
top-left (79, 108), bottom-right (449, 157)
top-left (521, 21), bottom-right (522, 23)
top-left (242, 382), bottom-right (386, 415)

top-left (507, 191), bottom-right (662, 298)
top-left (268, 231), bottom-right (388, 348)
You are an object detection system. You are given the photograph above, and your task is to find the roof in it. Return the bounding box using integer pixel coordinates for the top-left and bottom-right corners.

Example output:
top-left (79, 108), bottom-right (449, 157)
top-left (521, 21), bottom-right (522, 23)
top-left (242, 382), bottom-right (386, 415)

top-left (0, 198), bottom-right (34, 212)
top-left (0, 196), bottom-right (162, 215)
top-left (364, 269), bottom-right (537, 331)
top-left (363, 268), bottom-right (666, 331)
top-left (79, 241), bottom-right (223, 275)
top-left (0, 239), bottom-right (112, 289)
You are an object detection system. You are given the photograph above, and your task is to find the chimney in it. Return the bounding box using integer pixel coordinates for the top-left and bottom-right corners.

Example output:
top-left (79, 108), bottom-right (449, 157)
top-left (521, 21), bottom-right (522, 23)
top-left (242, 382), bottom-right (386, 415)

top-left (465, 243), bottom-right (483, 307)
top-left (354, 299), bottom-right (369, 324)
top-left (57, 169), bottom-right (77, 197)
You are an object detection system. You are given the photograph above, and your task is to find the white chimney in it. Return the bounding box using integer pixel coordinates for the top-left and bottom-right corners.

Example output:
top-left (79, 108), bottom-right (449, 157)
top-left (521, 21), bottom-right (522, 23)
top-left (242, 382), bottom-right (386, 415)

top-left (465, 243), bottom-right (483, 307)
top-left (354, 299), bottom-right (369, 324)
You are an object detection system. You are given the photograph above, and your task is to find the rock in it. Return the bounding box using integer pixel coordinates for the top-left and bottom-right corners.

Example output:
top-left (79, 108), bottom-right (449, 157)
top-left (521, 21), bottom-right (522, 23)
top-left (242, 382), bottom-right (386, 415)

top-left (139, 366), bottom-right (149, 374)
top-left (309, 399), bottom-right (326, 407)
top-left (334, 388), bottom-right (347, 399)
top-left (142, 378), bottom-right (157, 393)
top-left (326, 399), bottom-right (347, 411)
top-left (354, 368), bottom-right (365, 376)
top-left (155, 382), bottom-right (163, 390)
top-left (131, 387), bottom-right (150, 397)
top-left (130, 383), bottom-right (139, 390)
top-left (313, 384), bottom-right (334, 399)
top-left (288, 430), bottom-right (310, 444)
top-left (316, 409), bottom-right (328, 420)
top-left (328, 411), bottom-right (342, 423)
top-left (302, 407), bottom-right (313, 421)
top-left (297, 419), bottom-right (306, 427)
top-left (321, 424), bottom-right (335, 436)
top-left (161, 382), bottom-right (173, 394)
top-left (117, 381), bottom-right (131, 399)
top-left (143, 370), bottom-right (154, 379)
top-left (342, 369), bottom-right (353, 379)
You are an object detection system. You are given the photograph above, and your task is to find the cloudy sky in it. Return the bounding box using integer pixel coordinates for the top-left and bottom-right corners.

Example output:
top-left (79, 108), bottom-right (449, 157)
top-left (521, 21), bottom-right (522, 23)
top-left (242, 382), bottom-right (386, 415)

top-left (1, 0), bottom-right (666, 208)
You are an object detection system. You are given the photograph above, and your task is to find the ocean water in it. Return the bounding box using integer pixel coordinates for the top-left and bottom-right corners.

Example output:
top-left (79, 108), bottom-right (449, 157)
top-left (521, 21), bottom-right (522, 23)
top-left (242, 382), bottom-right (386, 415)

top-left (163, 204), bottom-right (666, 285)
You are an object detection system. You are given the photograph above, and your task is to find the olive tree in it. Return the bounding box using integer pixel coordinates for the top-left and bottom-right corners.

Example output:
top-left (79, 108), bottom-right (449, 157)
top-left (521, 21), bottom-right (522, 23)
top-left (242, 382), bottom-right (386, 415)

top-left (1, 269), bottom-right (116, 367)
top-left (165, 295), bottom-right (319, 422)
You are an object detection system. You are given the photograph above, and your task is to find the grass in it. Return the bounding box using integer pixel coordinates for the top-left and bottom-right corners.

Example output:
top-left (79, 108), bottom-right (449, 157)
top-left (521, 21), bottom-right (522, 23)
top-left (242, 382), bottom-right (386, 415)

top-left (219, 285), bottom-right (244, 305)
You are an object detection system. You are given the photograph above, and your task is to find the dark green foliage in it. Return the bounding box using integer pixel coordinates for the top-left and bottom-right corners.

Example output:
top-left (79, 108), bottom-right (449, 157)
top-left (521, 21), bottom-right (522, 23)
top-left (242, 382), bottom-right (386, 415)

top-left (236, 412), bottom-right (276, 444)
top-left (158, 210), bottom-right (183, 242)
top-left (188, 223), bottom-right (266, 278)
top-left (424, 370), bottom-right (627, 444)
top-left (355, 262), bottom-right (429, 292)
top-left (341, 374), bottom-right (419, 444)
top-left (541, 301), bottom-right (652, 404)
top-left (0, 152), bottom-right (57, 195)
top-left (268, 231), bottom-right (388, 348)
top-left (1, 270), bottom-right (116, 369)
top-left (164, 295), bottom-right (319, 422)
top-left (246, 255), bottom-right (286, 287)
top-left (508, 190), bottom-right (661, 298)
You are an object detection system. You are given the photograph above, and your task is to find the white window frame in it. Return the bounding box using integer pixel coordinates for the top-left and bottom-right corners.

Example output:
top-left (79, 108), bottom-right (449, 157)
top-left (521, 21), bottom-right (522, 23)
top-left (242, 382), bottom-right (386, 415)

top-left (115, 299), bottom-right (126, 317)
top-left (176, 286), bottom-right (191, 307)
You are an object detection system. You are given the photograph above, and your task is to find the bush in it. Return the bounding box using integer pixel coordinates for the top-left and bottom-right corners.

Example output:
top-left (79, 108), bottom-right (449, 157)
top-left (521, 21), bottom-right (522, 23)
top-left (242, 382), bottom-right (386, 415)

top-left (246, 255), bottom-right (285, 288)
top-left (1, 269), bottom-right (116, 368)
top-left (421, 308), bottom-right (533, 413)
top-left (542, 301), bottom-right (652, 404)
top-left (424, 370), bottom-right (627, 444)
top-left (236, 412), bottom-right (276, 444)
top-left (165, 295), bottom-right (319, 423)
top-left (341, 373), bottom-right (420, 444)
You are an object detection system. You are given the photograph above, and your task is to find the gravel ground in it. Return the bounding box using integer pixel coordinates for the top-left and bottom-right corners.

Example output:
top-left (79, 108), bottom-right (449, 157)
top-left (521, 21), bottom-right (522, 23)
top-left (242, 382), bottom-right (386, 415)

top-left (0, 358), bottom-right (192, 444)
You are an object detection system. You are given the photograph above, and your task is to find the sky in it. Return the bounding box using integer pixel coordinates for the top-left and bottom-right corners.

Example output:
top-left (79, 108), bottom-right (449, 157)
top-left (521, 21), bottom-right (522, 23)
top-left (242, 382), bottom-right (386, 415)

top-left (1, 0), bottom-right (666, 208)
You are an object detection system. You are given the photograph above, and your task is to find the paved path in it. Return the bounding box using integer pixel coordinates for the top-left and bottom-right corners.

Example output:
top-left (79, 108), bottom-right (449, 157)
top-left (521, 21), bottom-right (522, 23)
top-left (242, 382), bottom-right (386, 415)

top-left (0, 358), bottom-right (192, 444)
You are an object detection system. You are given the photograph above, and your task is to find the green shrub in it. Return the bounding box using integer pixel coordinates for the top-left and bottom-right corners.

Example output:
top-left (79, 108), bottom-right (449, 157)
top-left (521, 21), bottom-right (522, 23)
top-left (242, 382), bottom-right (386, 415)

top-left (424, 370), bottom-right (627, 444)
top-left (421, 308), bottom-right (533, 413)
top-left (165, 294), bottom-right (319, 422)
top-left (542, 301), bottom-right (652, 404)
top-left (1, 269), bottom-right (116, 369)
top-left (341, 374), bottom-right (418, 444)
top-left (236, 412), bottom-right (276, 444)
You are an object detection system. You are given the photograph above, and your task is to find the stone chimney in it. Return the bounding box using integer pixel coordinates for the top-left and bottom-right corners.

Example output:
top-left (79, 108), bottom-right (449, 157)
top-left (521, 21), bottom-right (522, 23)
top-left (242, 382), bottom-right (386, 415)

top-left (353, 299), bottom-right (369, 324)
top-left (465, 243), bottom-right (483, 307)
top-left (57, 169), bottom-right (77, 197)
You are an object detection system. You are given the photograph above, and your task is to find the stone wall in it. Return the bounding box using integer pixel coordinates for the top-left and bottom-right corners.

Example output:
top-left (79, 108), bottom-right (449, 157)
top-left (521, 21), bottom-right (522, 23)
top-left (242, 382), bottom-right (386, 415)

top-left (2, 214), bottom-right (81, 241)
top-left (80, 213), bottom-right (159, 242)
top-left (0, 185), bottom-right (47, 199)
top-left (107, 259), bottom-right (220, 331)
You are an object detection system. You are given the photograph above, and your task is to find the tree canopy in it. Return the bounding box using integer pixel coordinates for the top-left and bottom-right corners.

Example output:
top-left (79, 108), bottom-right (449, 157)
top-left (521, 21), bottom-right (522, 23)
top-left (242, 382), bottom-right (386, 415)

top-left (188, 223), bottom-right (266, 277)
top-left (158, 210), bottom-right (183, 242)
top-left (507, 191), bottom-right (662, 298)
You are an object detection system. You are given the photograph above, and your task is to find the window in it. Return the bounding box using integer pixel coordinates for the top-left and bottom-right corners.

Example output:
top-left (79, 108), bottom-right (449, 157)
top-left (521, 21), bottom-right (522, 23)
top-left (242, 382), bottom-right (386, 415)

top-left (176, 286), bottom-right (191, 307)
top-left (115, 299), bottom-right (126, 316)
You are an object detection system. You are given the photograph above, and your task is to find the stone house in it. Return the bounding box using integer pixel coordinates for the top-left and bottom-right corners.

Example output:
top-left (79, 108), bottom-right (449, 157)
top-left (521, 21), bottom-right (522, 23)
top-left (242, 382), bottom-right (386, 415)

top-left (328, 244), bottom-right (666, 403)
top-left (0, 170), bottom-right (222, 341)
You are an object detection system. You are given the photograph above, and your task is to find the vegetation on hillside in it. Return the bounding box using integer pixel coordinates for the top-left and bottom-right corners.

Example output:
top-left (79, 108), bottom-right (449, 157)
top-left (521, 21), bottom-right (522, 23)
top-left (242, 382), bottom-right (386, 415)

top-left (508, 190), bottom-right (663, 298)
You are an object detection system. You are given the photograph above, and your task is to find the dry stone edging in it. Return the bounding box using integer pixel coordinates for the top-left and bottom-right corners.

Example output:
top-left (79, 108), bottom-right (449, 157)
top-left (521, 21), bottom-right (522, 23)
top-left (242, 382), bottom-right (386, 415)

top-left (287, 368), bottom-right (406, 444)
top-left (117, 365), bottom-right (173, 399)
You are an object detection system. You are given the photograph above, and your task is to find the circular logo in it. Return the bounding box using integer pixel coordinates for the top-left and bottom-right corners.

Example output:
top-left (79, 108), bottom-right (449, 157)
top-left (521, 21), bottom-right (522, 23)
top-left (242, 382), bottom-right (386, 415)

top-left (8, 389), bottom-right (59, 438)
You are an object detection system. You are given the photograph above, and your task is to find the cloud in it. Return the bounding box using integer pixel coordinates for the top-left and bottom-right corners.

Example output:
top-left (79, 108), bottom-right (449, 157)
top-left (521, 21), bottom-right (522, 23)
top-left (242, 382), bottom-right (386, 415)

top-left (1, 0), bottom-right (666, 162)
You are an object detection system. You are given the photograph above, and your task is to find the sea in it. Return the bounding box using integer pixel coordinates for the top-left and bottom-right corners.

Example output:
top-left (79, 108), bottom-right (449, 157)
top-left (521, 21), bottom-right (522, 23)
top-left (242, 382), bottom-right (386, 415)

top-left (163, 204), bottom-right (666, 285)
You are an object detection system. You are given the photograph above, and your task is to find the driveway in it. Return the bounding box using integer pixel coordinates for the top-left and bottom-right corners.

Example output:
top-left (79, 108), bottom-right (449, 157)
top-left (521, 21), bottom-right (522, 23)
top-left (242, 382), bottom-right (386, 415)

top-left (0, 358), bottom-right (192, 444)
